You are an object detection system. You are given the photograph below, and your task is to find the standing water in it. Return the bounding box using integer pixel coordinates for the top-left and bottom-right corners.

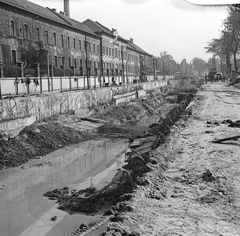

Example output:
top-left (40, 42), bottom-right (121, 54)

top-left (0, 138), bottom-right (129, 236)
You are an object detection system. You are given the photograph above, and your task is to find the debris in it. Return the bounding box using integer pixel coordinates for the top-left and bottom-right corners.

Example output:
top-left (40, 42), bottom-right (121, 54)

top-left (50, 216), bottom-right (57, 221)
top-left (212, 135), bottom-right (240, 143)
top-left (202, 169), bottom-right (216, 182)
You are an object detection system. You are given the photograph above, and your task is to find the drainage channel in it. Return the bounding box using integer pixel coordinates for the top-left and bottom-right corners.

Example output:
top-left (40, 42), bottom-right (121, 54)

top-left (64, 92), bottom-right (197, 236)
top-left (0, 138), bottom-right (129, 236)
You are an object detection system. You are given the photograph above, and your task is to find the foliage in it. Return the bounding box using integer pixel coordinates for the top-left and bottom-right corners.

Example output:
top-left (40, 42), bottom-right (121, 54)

top-left (3, 65), bottom-right (21, 77)
top-left (192, 58), bottom-right (208, 76)
top-left (1, 44), bottom-right (11, 65)
top-left (206, 5), bottom-right (240, 73)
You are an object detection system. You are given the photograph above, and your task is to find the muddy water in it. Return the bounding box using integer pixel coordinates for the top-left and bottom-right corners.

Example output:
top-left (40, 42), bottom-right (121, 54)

top-left (0, 138), bottom-right (129, 236)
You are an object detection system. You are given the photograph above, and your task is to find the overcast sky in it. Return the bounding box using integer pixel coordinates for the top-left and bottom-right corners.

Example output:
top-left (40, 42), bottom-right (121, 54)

top-left (28, 0), bottom-right (228, 63)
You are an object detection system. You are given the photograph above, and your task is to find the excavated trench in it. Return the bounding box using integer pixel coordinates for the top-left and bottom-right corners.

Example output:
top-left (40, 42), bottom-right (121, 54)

top-left (43, 90), bottom-right (197, 236)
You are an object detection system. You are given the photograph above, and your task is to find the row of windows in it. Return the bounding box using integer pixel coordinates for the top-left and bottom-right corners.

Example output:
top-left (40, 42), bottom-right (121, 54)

top-left (54, 56), bottom-right (125, 70)
top-left (9, 20), bottom-right (100, 53)
top-left (102, 46), bottom-right (139, 62)
top-left (9, 20), bottom-right (140, 62)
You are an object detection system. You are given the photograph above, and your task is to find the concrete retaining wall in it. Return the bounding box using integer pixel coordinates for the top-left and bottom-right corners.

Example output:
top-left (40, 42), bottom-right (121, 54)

top-left (0, 80), bottom-right (168, 135)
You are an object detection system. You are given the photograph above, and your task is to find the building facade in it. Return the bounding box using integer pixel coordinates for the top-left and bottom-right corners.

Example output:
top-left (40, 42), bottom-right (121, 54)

top-left (0, 0), bottom-right (155, 85)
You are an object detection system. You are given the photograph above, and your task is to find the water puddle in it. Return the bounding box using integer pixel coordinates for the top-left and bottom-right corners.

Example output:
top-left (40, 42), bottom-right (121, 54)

top-left (0, 138), bottom-right (129, 236)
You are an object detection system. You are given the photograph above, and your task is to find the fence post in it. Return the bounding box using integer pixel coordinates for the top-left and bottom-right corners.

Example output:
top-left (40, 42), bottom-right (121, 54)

top-left (50, 64), bottom-right (53, 92)
top-left (69, 76), bottom-right (72, 90)
top-left (0, 60), bottom-right (3, 98)
top-left (60, 76), bottom-right (63, 91)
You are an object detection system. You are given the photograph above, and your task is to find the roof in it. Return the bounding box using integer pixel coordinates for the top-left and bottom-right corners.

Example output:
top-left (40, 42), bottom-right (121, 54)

top-left (127, 40), bottom-right (152, 57)
top-left (83, 19), bottom-right (151, 55)
top-left (0, 0), bottom-right (98, 37)
top-left (83, 19), bottom-right (115, 38)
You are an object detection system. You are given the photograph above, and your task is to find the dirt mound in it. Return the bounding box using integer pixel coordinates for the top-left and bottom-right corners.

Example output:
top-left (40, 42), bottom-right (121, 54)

top-left (0, 122), bottom-right (94, 170)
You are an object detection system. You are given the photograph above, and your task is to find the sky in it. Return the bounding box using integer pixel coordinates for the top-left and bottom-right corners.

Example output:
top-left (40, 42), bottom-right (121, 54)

top-left (28, 0), bottom-right (229, 63)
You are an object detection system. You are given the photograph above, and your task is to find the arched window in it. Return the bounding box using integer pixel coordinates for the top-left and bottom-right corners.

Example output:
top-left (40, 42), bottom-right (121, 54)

top-left (12, 50), bottom-right (16, 65)
top-left (73, 38), bottom-right (76, 49)
top-left (23, 24), bottom-right (28, 39)
top-left (53, 32), bottom-right (56, 45)
top-left (61, 35), bottom-right (64, 47)
top-left (10, 20), bottom-right (15, 36)
top-left (36, 28), bottom-right (40, 41)
top-left (45, 30), bottom-right (48, 43)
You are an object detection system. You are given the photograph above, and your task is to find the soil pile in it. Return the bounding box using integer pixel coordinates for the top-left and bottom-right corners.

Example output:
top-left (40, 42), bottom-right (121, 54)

top-left (0, 121), bottom-right (94, 169)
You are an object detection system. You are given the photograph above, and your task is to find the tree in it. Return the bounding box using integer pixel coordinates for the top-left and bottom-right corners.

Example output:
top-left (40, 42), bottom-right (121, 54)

top-left (192, 58), bottom-right (208, 77)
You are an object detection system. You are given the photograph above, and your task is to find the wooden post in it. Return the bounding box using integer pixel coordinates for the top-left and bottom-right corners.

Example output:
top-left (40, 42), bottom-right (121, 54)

top-left (50, 64), bottom-right (53, 91)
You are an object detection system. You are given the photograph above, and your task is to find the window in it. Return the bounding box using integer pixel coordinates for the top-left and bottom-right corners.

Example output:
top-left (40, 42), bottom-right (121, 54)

top-left (89, 43), bottom-right (91, 52)
top-left (36, 28), bottom-right (40, 41)
top-left (53, 32), bottom-right (57, 45)
top-left (103, 46), bottom-right (105, 55)
top-left (74, 58), bottom-right (77, 68)
top-left (73, 38), bottom-right (76, 49)
top-left (62, 57), bottom-right (65, 66)
top-left (97, 45), bottom-right (99, 54)
top-left (61, 35), bottom-right (64, 47)
top-left (118, 50), bottom-right (120, 58)
top-left (93, 44), bottom-right (95, 53)
top-left (67, 36), bottom-right (70, 48)
top-left (55, 56), bottom-right (58, 67)
top-left (45, 30), bottom-right (49, 43)
top-left (79, 40), bottom-right (81, 50)
top-left (69, 57), bottom-right (71, 67)
top-left (106, 47), bottom-right (108, 56)
top-left (12, 50), bottom-right (16, 65)
top-left (109, 48), bottom-right (111, 56)
top-left (112, 49), bottom-right (114, 57)
top-left (80, 59), bottom-right (83, 76)
top-left (10, 20), bottom-right (15, 36)
top-left (23, 24), bottom-right (28, 39)
top-left (115, 48), bottom-right (117, 57)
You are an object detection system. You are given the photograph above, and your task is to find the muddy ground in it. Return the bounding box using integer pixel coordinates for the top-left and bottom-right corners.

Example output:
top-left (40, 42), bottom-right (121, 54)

top-left (89, 82), bottom-right (240, 236)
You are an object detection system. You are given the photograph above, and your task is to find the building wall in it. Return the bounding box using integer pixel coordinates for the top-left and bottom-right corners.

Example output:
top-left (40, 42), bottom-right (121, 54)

top-left (0, 5), bottom-right (100, 76)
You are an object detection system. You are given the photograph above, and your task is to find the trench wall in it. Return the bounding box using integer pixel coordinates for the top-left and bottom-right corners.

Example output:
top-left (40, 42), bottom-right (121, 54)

top-left (0, 80), bottom-right (168, 134)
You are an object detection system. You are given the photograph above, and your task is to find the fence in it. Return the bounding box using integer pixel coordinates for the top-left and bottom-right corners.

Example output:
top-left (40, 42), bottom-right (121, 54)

top-left (0, 74), bottom-right (166, 98)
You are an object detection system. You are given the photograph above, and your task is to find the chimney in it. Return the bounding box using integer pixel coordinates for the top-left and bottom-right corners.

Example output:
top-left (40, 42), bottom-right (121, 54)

top-left (64, 0), bottom-right (70, 17)
top-left (130, 38), bottom-right (133, 43)
top-left (60, 11), bottom-right (65, 15)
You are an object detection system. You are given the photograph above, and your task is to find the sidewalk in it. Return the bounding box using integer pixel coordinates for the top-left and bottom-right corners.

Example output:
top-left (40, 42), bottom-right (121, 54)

top-left (121, 82), bottom-right (240, 236)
